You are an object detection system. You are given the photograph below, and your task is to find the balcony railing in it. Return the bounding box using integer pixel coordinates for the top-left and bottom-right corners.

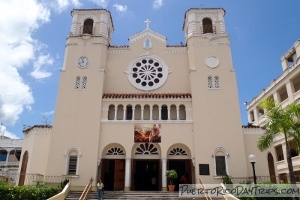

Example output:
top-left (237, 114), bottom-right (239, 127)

top-left (0, 161), bottom-right (20, 167)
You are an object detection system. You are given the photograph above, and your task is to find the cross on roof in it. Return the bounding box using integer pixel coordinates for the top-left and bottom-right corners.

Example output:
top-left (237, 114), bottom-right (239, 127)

top-left (144, 19), bottom-right (151, 29)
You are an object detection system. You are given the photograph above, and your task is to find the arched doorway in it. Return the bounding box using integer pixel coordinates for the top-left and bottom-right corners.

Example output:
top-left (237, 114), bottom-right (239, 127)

top-left (267, 153), bottom-right (276, 183)
top-left (167, 144), bottom-right (192, 191)
top-left (132, 143), bottom-right (161, 191)
top-left (100, 144), bottom-right (126, 191)
top-left (19, 151), bottom-right (28, 186)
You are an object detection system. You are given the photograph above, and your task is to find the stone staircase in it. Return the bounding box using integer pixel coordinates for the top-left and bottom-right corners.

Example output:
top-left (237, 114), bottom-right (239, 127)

top-left (66, 190), bottom-right (225, 200)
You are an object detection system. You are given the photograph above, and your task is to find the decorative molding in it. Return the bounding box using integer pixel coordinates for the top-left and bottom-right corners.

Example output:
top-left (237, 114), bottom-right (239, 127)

top-left (129, 30), bottom-right (166, 44)
top-left (134, 143), bottom-right (159, 155)
top-left (108, 50), bottom-right (130, 53)
top-left (211, 147), bottom-right (229, 157)
top-left (64, 147), bottom-right (82, 157)
top-left (166, 49), bottom-right (187, 54)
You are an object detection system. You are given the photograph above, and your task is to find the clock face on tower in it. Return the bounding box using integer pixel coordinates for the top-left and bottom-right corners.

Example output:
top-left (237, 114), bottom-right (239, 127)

top-left (77, 56), bottom-right (89, 68)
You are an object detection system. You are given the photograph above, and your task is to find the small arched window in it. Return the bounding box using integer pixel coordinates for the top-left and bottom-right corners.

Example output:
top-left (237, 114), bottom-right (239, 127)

top-left (144, 39), bottom-right (151, 49)
top-left (212, 147), bottom-right (229, 176)
top-left (66, 149), bottom-right (79, 175)
top-left (202, 18), bottom-right (213, 34)
top-left (83, 19), bottom-right (93, 34)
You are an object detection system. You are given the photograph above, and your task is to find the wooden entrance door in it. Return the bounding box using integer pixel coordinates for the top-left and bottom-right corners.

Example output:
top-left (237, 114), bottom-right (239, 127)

top-left (114, 160), bottom-right (125, 190)
top-left (19, 151), bottom-right (28, 186)
top-left (268, 153), bottom-right (276, 183)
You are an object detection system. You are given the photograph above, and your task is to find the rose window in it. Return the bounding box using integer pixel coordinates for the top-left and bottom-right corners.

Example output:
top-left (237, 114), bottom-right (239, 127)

top-left (127, 56), bottom-right (169, 91)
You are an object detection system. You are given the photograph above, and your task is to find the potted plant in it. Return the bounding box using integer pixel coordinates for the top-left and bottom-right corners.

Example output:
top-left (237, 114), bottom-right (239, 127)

top-left (166, 169), bottom-right (178, 191)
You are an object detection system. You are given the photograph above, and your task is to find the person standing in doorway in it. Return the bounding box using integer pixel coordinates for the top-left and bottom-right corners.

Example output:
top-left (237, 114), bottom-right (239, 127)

top-left (181, 173), bottom-right (188, 184)
top-left (151, 176), bottom-right (157, 190)
top-left (97, 180), bottom-right (104, 200)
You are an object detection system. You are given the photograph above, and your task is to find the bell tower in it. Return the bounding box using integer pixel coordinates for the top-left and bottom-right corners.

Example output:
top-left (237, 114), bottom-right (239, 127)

top-left (184, 8), bottom-right (248, 182)
top-left (45, 9), bottom-right (113, 183)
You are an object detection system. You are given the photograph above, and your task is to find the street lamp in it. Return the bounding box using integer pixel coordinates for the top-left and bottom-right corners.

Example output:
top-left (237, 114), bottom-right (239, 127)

top-left (248, 154), bottom-right (257, 184)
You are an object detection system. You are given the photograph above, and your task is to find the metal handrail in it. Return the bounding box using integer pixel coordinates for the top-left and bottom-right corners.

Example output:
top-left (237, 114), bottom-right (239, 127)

top-left (198, 178), bottom-right (212, 200)
top-left (79, 177), bottom-right (94, 200)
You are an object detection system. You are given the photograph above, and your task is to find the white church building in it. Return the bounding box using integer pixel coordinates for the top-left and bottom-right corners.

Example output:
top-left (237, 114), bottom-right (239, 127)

top-left (18, 7), bottom-right (275, 191)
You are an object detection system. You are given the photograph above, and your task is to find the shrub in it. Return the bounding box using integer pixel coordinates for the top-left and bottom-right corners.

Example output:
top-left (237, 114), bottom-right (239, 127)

top-left (0, 183), bottom-right (60, 200)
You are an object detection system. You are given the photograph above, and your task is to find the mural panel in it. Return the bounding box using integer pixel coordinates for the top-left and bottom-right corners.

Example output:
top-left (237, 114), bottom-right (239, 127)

top-left (134, 124), bottom-right (161, 143)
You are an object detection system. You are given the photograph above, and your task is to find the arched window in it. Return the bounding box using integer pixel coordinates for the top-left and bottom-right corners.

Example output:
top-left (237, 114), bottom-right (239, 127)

top-left (144, 39), bottom-right (151, 49)
top-left (202, 18), bottom-right (213, 34)
top-left (83, 19), bottom-right (93, 34)
top-left (117, 105), bottom-right (123, 120)
top-left (108, 105), bottom-right (115, 120)
top-left (152, 105), bottom-right (159, 120)
top-left (179, 105), bottom-right (186, 120)
top-left (143, 105), bottom-right (150, 120)
top-left (135, 105), bottom-right (141, 120)
top-left (65, 148), bottom-right (81, 175)
top-left (126, 105), bottom-right (133, 120)
top-left (212, 147), bottom-right (229, 176)
top-left (161, 105), bottom-right (168, 120)
top-left (170, 105), bottom-right (177, 120)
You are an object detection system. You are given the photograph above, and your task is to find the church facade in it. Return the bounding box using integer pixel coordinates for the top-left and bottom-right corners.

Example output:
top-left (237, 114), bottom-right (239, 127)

top-left (19, 8), bottom-right (274, 191)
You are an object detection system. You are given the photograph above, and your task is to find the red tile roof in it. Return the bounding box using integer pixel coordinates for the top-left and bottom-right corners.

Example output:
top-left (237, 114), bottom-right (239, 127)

top-left (102, 93), bottom-right (192, 99)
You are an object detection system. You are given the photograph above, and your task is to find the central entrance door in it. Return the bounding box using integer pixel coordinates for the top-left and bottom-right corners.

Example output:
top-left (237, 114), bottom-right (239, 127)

top-left (133, 160), bottom-right (159, 191)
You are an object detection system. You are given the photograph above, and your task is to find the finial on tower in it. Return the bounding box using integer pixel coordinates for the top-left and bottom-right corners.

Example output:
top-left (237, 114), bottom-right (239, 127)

top-left (144, 19), bottom-right (151, 29)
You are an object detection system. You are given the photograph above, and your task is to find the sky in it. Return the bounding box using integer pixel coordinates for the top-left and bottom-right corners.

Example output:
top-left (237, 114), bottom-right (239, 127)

top-left (1, 0), bottom-right (300, 139)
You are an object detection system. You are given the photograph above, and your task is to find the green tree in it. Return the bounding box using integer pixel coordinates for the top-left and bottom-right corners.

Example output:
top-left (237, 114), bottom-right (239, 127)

top-left (257, 98), bottom-right (300, 187)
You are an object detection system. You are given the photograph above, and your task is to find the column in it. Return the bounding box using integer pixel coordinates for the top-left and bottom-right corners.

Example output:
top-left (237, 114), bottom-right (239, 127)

top-left (273, 91), bottom-right (280, 104)
top-left (141, 108), bottom-right (144, 120)
top-left (114, 106), bottom-right (117, 120)
top-left (286, 81), bottom-right (294, 103)
top-left (159, 106), bottom-right (161, 120)
top-left (176, 108), bottom-right (180, 120)
top-left (132, 108), bottom-right (135, 120)
top-left (123, 107), bottom-right (126, 120)
top-left (161, 158), bottom-right (167, 191)
top-left (167, 106), bottom-right (170, 120)
top-left (124, 158), bottom-right (131, 191)
top-left (5, 150), bottom-right (11, 166)
top-left (150, 108), bottom-right (153, 120)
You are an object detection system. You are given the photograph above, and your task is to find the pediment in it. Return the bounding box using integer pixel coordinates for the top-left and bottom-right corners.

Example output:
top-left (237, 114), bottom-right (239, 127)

top-left (129, 29), bottom-right (166, 45)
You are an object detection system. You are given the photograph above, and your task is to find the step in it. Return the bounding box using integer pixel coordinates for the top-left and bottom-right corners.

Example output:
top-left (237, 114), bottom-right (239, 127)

top-left (66, 190), bottom-right (225, 200)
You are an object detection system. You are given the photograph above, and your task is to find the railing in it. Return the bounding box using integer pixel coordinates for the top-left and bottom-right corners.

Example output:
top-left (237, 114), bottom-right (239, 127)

top-left (0, 173), bottom-right (78, 186)
top-left (79, 177), bottom-right (94, 200)
top-left (198, 178), bottom-right (212, 200)
top-left (0, 161), bottom-right (20, 167)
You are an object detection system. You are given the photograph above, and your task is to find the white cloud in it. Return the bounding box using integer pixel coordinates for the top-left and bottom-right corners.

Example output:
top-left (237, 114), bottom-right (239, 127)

top-left (53, 0), bottom-right (82, 13)
top-left (0, 65), bottom-right (34, 125)
top-left (153, 0), bottom-right (163, 9)
top-left (0, 125), bottom-right (19, 139)
top-left (0, 0), bottom-right (51, 126)
top-left (113, 4), bottom-right (127, 13)
top-left (90, 0), bottom-right (109, 8)
top-left (30, 54), bottom-right (53, 79)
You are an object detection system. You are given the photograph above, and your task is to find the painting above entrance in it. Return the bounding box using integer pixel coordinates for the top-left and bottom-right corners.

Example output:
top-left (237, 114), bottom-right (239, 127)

top-left (134, 124), bottom-right (161, 143)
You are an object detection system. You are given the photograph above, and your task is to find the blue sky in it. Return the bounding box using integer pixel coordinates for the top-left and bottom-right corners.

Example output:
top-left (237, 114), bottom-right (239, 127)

top-left (1, 0), bottom-right (300, 139)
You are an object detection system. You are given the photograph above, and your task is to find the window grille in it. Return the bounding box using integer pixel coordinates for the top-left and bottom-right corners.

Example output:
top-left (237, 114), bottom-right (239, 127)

top-left (68, 155), bottom-right (78, 175)
top-left (75, 76), bottom-right (80, 89)
top-left (214, 76), bottom-right (220, 88)
top-left (208, 76), bottom-right (213, 88)
top-left (82, 76), bottom-right (87, 89)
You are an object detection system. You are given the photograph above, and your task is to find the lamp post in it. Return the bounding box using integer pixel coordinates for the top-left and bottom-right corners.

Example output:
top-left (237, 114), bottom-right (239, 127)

top-left (248, 154), bottom-right (257, 200)
top-left (248, 154), bottom-right (257, 184)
